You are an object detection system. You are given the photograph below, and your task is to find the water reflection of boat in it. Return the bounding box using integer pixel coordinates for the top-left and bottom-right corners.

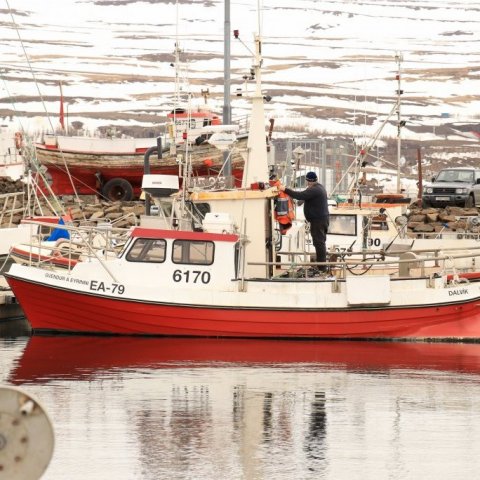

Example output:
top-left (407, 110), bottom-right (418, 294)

top-left (9, 336), bottom-right (480, 383)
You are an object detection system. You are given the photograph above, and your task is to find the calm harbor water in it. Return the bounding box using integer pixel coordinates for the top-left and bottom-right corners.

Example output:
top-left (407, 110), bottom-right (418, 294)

top-left (2, 336), bottom-right (480, 480)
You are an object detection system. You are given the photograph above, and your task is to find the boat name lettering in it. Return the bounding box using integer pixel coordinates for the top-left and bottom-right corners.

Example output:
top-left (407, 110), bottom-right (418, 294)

top-left (69, 278), bottom-right (89, 286)
top-left (173, 269), bottom-right (211, 284)
top-left (45, 272), bottom-right (66, 281)
top-left (89, 280), bottom-right (125, 294)
top-left (448, 288), bottom-right (469, 296)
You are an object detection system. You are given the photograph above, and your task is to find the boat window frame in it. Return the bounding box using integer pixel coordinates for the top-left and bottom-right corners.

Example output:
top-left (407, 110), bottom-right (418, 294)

top-left (171, 239), bottom-right (215, 266)
top-left (327, 213), bottom-right (357, 236)
top-left (125, 238), bottom-right (167, 263)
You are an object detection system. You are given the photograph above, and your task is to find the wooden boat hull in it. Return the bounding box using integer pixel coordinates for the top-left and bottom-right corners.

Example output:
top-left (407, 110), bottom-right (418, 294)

top-left (6, 273), bottom-right (480, 340)
top-left (35, 140), bottom-right (246, 197)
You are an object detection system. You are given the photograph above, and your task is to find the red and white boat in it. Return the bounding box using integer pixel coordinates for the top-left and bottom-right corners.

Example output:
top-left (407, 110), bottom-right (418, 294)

top-left (34, 106), bottom-right (247, 201)
top-left (6, 37), bottom-right (480, 340)
top-left (6, 216), bottom-right (480, 339)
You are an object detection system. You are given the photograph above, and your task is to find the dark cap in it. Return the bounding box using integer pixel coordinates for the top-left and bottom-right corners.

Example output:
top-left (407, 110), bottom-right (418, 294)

top-left (306, 171), bottom-right (317, 182)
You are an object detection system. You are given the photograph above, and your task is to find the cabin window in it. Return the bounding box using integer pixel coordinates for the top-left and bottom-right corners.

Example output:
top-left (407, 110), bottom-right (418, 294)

top-left (328, 214), bottom-right (357, 236)
top-left (172, 240), bottom-right (214, 265)
top-left (125, 238), bottom-right (166, 263)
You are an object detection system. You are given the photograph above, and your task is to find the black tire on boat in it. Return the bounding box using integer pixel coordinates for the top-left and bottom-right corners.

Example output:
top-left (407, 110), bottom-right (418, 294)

top-left (102, 178), bottom-right (134, 201)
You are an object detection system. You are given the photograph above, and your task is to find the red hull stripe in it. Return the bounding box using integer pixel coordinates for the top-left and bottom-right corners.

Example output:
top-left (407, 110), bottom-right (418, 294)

top-left (6, 274), bottom-right (480, 339)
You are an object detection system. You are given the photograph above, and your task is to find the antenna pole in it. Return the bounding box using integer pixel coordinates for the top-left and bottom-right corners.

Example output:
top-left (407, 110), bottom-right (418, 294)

top-left (223, 0), bottom-right (231, 125)
top-left (223, 0), bottom-right (232, 182)
top-left (395, 51), bottom-right (403, 194)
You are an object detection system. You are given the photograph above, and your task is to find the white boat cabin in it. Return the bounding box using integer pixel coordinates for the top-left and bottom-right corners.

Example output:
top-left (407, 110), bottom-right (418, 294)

top-left (277, 204), bottom-right (407, 265)
top-left (104, 227), bottom-right (241, 290)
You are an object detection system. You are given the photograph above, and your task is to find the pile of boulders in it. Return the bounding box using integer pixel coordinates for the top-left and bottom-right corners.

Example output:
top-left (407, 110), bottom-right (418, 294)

top-left (0, 178), bottom-right (24, 194)
top-left (406, 205), bottom-right (480, 235)
top-left (0, 186), bottom-right (146, 229)
top-left (64, 201), bottom-right (146, 228)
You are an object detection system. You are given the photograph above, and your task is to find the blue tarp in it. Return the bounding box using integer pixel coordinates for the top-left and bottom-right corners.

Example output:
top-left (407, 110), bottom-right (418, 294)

top-left (46, 217), bottom-right (70, 241)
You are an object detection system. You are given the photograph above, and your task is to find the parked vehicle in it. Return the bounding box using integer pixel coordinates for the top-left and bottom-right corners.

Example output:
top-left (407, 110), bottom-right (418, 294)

top-left (422, 167), bottom-right (480, 208)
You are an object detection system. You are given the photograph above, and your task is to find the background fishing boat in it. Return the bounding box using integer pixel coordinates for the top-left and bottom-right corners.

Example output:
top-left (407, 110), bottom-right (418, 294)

top-left (35, 106), bottom-right (248, 201)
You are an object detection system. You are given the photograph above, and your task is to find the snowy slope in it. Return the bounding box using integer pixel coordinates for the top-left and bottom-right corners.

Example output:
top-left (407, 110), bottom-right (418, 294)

top-left (0, 0), bottom-right (479, 168)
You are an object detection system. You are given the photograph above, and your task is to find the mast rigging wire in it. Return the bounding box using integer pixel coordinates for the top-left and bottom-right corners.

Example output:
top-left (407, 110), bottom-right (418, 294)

top-left (5, 0), bottom-right (83, 208)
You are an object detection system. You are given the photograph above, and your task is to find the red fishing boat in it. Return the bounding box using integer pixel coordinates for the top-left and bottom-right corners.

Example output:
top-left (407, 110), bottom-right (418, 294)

top-left (6, 36), bottom-right (480, 341)
top-left (35, 107), bottom-right (246, 201)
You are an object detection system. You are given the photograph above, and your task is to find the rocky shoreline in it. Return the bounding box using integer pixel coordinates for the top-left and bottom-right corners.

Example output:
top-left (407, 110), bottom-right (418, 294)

top-left (0, 178), bottom-right (144, 229)
top-left (404, 205), bottom-right (480, 236)
top-left (3, 178), bottom-right (480, 236)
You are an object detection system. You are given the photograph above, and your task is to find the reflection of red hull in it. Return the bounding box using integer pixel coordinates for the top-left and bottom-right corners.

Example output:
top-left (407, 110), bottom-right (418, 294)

top-left (10, 336), bottom-right (480, 383)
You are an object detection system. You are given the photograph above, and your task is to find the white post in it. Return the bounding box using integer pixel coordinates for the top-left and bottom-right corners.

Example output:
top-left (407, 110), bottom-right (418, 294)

top-left (241, 34), bottom-right (269, 188)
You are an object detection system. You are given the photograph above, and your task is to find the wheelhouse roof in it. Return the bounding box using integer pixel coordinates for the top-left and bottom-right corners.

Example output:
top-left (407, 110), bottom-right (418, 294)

top-left (129, 227), bottom-right (239, 243)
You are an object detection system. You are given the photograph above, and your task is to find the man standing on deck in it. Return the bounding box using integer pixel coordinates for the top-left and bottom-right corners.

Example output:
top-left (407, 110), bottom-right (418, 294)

top-left (279, 171), bottom-right (330, 272)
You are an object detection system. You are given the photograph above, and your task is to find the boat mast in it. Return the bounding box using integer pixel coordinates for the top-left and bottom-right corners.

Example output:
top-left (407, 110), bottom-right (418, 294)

top-left (223, 0), bottom-right (232, 182)
top-left (172, 0), bottom-right (181, 142)
top-left (241, 4), bottom-right (269, 188)
top-left (223, 0), bottom-right (232, 126)
top-left (395, 51), bottom-right (403, 194)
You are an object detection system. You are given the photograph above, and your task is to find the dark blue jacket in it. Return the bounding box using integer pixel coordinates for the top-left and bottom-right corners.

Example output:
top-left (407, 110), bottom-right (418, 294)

top-left (284, 183), bottom-right (329, 221)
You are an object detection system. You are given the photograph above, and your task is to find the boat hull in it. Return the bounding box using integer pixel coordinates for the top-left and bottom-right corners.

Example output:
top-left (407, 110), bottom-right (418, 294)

top-left (6, 274), bottom-right (480, 340)
top-left (35, 141), bottom-right (245, 197)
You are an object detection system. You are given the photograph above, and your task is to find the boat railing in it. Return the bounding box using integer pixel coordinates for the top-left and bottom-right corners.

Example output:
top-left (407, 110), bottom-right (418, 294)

top-left (251, 245), bottom-right (480, 280)
top-left (0, 191), bottom-right (25, 228)
top-left (104, 211), bottom-right (139, 228)
top-left (407, 230), bottom-right (480, 241)
top-left (283, 242), bottom-right (480, 265)
top-left (231, 113), bottom-right (249, 137)
top-left (16, 220), bottom-right (132, 279)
